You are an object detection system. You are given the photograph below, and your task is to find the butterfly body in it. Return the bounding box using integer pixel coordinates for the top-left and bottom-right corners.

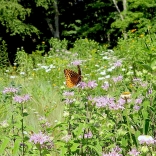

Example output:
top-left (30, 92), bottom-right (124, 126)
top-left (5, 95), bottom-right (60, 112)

top-left (64, 65), bottom-right (82, 88)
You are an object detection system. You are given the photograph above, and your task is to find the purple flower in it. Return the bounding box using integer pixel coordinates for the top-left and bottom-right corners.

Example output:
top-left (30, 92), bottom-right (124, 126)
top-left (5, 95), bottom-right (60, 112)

top-left (88, 95), bottom-right (93, 101)
top-left (102, 82), bottom-right (109, 91)
top-left (114, 60), bottom-right (122, 68)
top-left (30, 131), bottom-right (51, 145)
top-left (23, 94), bottom-right (31, 101)
top-left (93, 96), bottom-right (108, 107)
top-left (117, 98), bottom-right (126, 105)
top-left (113, 146), bottom-right (122, 153)
top-left (64, 98), bottom-right (75, 104)
top-left (71, 60), bottom-right (82, 66)
top-left (13, 94), bottom-right (31, 103)
top-left (3, 87), bottom-right (18, 94)
top-left (148, 89), bottom-right (152, 94)
top-left (79, 82), bottom-right (87, 89)
top-left (117, 75), bottom-right (123, 81)
top-left (87, 81), bottom-right (98, 89)
top-left (138, 135), bottom-right (155, 145)
top-left (63, 91), bottom-right (74, 96)
top-left (92, 96), bottom-right (115, 108)
top-left (102, 146), bottom-right (122, 156)
top-left (133, 105), bottom-right (140, 111)
top-left (135, 97), bottom-right (143, 104)
top-left (84, 131), bottom-right (93, 139)
top-left (112, 76), bottom-right (123, 83)
top-left (140, 82), bottom-right (148, 87)
top-left (109, 98), bottom-right (125, 110)
top-left (112, 77), bottom-right (119, 83)
top-left (128, 148), bottom-right (140, 156)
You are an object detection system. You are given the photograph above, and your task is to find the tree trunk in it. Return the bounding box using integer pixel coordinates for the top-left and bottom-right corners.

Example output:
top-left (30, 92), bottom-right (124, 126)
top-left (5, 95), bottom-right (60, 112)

top-left (123, 0), bottom-right (127, 12)
top-left (46, 0), bottom-right (60, 39)
top-left (112, 0), bottom-right (127, 39)
top-left (46, 18), bottom-right (55, 36)
top-left (53, 0), bottom-right (59, 39)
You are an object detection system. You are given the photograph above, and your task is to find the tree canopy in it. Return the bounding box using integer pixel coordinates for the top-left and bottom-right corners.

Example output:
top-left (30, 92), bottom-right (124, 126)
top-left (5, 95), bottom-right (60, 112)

top-left (0, 0), bottom-right (156, 60)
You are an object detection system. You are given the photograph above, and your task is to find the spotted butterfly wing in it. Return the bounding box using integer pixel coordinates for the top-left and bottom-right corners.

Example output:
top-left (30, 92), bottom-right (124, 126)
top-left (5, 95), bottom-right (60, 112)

top-left (64, 65), bottom-right (81, 88)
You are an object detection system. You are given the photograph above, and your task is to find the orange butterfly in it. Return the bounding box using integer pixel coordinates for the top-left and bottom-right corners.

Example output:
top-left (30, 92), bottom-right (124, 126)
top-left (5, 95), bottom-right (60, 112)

top-left (64, 65), bottom-right (82, 88)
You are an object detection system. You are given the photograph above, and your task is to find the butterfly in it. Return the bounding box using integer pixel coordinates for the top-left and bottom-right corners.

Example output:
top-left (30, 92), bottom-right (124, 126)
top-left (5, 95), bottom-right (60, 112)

top-left (64, 65), bottom-right (82, 88)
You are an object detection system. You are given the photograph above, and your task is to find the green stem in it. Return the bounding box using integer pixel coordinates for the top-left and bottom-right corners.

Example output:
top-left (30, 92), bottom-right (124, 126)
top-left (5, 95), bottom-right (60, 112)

top-left (39, 144), bottom-right (42, 156)
top-left (125, 99), bottom-right (133, 145)
top-left (21, 103), bottom-right (24, 156)
top-left (11, 97), bottom-right (15, 143)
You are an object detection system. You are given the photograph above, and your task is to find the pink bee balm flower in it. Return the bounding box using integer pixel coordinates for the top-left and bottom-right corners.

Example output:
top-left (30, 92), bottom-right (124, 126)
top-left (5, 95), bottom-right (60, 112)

top-left (87, 81), bottom-right (98, 89)
top-left (71, 60), bottom-right (82, 66)
top-left (63, 91), bottom-right (74, 96)
top-left (138, 135), bottom-right (155, 145)
top-left (84, 131), bottom-right (93, 139)
top-left (133, 105), bottom-right (140, 111)
top-left (13, 94), bottom-right (31, 103)
top-left (30, 131), bottom-right (51, 145)
top-left (102, 146), bottom-right (122, 156)
top-left (114, 60), bottom-right (122, 67)
top-left (79, 81), bottom-right (87, 89)
top-left (128, 148), bottom-right (140, 156)
top-left (64, 98), bottom-right (75, 104)
top-left (135, 97), bottom-right (143, 104)
top-left (3, 87), bottom-right (18, 94)
top-left (102, 82), bottom-right (109, 91)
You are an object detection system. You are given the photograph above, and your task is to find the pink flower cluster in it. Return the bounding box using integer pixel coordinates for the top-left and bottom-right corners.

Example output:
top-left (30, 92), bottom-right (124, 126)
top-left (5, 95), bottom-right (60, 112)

top-left (138, 135), bottom-right (155, 145)
top-left (63, 91), bottom-right (74, 96)
top-left (89, 96), bottom-right (126, 110)
top-left (13, 94), bottom-right (31, 103)
top-left (30, 131), bottom-right (51, 145)
top-left (84, 131), bottom-right (93, 139)
top-left (112, 75), bottom-right (123, 83)
top-left (71, 60), bottom-right (82, 66)
top-left (2, 87), bottom-right (18, 94)
top-left (102, 146), bottom-right (122, 156)
top-left (113, 60), bottom-right (122, 68)
top-left (79, 81), bottom-right (98, 89)
top-left (128, 148), bottom-right (140, 156)
top-left (102, 82), bottom-right (109, 91)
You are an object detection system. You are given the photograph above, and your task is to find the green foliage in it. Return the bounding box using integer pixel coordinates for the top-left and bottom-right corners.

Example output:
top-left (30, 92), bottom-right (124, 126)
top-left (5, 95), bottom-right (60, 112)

top-left (0, 40), bottom-right (9, 69)
top-left (15, 48), bottom-right (34, 74)
top-left (61, 20), bottom-right (81, 37)
top-left (0, 0), bottom-right (39, 36)
top-left (48, 37), bottom-right (68, 55)
top-left (71, 38), bottom-right (103, 58)
top-left (114, 32), bottom-right (156, 78)
top-left (112, 0), bottom-right (156, 36)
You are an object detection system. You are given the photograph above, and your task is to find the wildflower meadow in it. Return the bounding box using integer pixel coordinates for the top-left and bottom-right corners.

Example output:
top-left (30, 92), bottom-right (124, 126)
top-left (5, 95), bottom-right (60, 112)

top-left (1, 35), bottom-right (156, 156)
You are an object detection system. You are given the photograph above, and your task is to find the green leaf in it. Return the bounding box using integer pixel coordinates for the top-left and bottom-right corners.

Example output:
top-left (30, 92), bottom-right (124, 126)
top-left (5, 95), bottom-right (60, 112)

top-left (85, 144), bottom-right (102, 155)
top-left (142, 110), bottom-right (148, 119)
top-left (143, 100), bottom-right (150, 109)
top-left (60, 147), bottom-right (67, 156)
top-left (0, 138), bottom-right (10, 154)
top-left (12, 139), bottom-right (21, 155)
top-left (121, 138), bottom-right (128, 147)
top-left (70, 143), bottom-right (80, 152)
top-left (144, 118), bottom-right (150, 135)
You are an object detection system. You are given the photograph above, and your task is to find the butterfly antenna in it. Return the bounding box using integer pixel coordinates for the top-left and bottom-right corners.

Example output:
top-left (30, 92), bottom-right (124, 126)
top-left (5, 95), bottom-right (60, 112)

top-left (77, 65), bottom-right (81, 75)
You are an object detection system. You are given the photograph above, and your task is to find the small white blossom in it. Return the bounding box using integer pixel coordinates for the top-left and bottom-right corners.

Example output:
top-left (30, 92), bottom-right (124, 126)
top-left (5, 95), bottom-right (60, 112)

top-left (100, 71), bottom-right (106, 75)
top-left (20, 72), bottom-right (25, 75)
top-left (10, 76), bottom-right (16, 79)
top-left (105, 75), bottom-right (110, 79)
